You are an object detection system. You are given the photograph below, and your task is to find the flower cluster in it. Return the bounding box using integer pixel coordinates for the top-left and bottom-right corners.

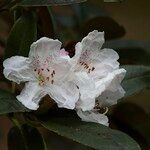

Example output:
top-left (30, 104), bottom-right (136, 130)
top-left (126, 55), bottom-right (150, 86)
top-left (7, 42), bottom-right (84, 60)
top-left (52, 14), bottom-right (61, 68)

top-left (3, 30), bottom-right (126, 126)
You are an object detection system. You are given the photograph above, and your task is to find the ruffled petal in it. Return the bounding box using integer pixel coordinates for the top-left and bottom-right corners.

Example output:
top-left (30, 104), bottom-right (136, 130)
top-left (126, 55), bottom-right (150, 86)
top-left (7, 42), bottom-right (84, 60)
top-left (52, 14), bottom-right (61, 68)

top-left (47, 82), bottom-right (79, 109)
top-left (17, 82), bottom-right (46, 110)
top-left (29, 37), bottom-right (62, 60)
top-left (71, 30), bottom-right (105, 70)
top-left (97, 86), bottom-right (125, 107)
top-left (74, 72), bottom-right (96, 111)
top-left (95, 69), bottom-right (126, 104)
top-left (81, 30), bottom-right (104, 51)
top-left (3, 56), bottom-right (35, 84)
top-left (89, 48), bottom-right (120, 80)
top-left (77, 109), bottom-right (109, 126)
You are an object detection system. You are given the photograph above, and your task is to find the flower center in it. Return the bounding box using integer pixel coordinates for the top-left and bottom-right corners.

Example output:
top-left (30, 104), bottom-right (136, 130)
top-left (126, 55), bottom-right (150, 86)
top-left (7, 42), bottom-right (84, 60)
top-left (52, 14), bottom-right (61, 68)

top-left (79, 61), bottom-right (95, 74)
top-left (78, 50), bottom-right (95, 73)
top-left (34, 68), bottom-right (56, 86)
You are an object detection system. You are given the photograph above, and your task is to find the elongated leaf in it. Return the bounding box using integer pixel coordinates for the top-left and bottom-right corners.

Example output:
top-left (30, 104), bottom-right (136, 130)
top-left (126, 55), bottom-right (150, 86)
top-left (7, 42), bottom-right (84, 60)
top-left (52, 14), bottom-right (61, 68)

top-left (0, 89), bottom-right (29, 114)
top-left (122, 65), bottom-right (150, 97)
top-left (8, 124), bottom-right (46, 150)
top-left (104, 0), bottom-right (124, 2)
top-left (112, 102), bottom-right (150, 150)
top-left (19, 0), bottom-right (86, 6)
top-left (104, 40), bottom-right (150, 65)
top-left (40, 111), bottom-right (140, 150)
top-left (4, 11), bottom-right (37, 58)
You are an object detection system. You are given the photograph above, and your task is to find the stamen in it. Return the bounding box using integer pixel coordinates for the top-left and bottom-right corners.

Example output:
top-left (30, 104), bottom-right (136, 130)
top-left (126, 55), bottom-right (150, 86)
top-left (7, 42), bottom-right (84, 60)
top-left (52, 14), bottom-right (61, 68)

top-left (47, 69), bottom-right (50, 72)
top-left (53, 70), bottom-right (55, 74)
top-left (92, 67), bottom-right (95, 71)
top-left (88, 69), bottom-right (91, 73)
top-left (51, 80), bottom-right (54, 84)
top-left (51, 73), bottom-right (54, 78)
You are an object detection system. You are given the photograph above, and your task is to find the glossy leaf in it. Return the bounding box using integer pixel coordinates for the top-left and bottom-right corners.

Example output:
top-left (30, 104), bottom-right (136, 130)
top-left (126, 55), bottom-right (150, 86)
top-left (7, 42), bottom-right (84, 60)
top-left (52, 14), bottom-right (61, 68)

top-left (19, 0), bottom-right (86, 6)
top-left (104, 0), bottom-right (124, 2)
top-left (112, 102), bottom-right (150, 150)
top-left (0, 89), bottom-right (29, 114)
top-left (39, 110), bottom-right (140, 150)
top-left (8, 124), bottom-right (46, 150)
top-left (4, 11), bottom-right (37, 58)
top-left (81, 16), bottom-right (125, 40)
top-left (122, 65), bottom-right (150, 97)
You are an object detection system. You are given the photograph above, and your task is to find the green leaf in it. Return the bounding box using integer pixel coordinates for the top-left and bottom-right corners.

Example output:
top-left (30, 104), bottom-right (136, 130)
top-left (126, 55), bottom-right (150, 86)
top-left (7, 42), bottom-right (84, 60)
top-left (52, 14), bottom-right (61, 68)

top-left (104, 0), bottom-right (124, 2)
top-left (8, 124), bottom-right (46, 150)
top-left (122, 65), bottom-right (150, 97)
top-left (112, 102), bottom-right (150, 150)
top-left (0, 89), bottom-right (29, 114)
top-left (4, 11), bottom-right (37, 58)
top-left (104, 40), bottom-right (150, 65)
top-left (18, 0), bottom-right (86, 6)
top-left (39, 111), bottom-right (140, 150)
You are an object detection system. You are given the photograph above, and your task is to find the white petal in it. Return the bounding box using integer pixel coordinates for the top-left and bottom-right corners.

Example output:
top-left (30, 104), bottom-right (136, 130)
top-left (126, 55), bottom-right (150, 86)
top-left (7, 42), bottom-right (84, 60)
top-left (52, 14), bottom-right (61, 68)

top-left (89, 48), bottom-right (120, 80)
top-left (97, 86), bottom-right (125, 107)
top-left (29, 37), bottom-right (62, 60)
top-left (17, 82), bottom-right (46, 110)
top-left (77, 110), bottom-right (109, 126)
top-left (74, 72), bottom-right (96, 111)
top-left (71, 31), bottom-right (104, 69)
top-left (81, 30), bottom-right (104, 51)
top-left (95, 69), bottom-right (126, 106)
top-left (47, 82), bottom-right (79, 109)
top-left (3, 56), bottom-right (34, 84)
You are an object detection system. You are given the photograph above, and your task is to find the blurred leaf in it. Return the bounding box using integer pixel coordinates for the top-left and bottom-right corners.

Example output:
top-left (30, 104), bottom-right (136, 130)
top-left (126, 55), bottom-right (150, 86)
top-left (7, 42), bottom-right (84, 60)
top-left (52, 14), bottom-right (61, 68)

top-left (122, 65), bottom-right (150, 97)
top-left (111, 102), bottom-right (150, 150)
top-left (4, 11), bottom-right (37, 58)
top-left (0, 89), bottom-right (29, 114)
top-left (37, 7), bottom-right (54, 38)
top-left (8, 124), bottom-right (46, 150)
top-left (81, 16), bottom-right (125, 40)
top-left (39, 111), bottom-right (140, 150)
top-left (72, 3), bottom-right (109, 24)
top-left (104, 40), bottom-right (150, 65)
top-left (18, 0), bottom-right (86, 6)
top-left (104, 0), bottom-right (124, 2)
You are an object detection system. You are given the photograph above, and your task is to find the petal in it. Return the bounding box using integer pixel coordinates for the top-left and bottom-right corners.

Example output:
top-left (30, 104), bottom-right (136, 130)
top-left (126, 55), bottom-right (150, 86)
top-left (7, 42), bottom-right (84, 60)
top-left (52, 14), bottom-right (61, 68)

top-left (89, 48), bottom-right (120, 80)
top-left (47, 82), bottom-right (79, 109)
top-left (71, 31), bottom-right (104, 69)
top-left (3, 56), bottom-right (35, 84)
top-left (29, 37), bottom-right (62, 60)
top-left (17, 82), bottom-right (46, 110)
top-left (74, 72), bottom-right (96, 111)
top-left (95, 69), bottom-right (126, 103)
top-left (81, 30), bottom-right (104, 51)
top-left (97, 86), bottom-right (125, 107)
top-left (77, 109), bottom-right (109, 126)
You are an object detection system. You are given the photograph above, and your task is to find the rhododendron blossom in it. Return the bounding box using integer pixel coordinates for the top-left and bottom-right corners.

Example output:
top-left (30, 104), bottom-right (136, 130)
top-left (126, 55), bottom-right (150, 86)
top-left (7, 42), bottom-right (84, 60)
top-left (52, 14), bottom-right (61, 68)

top-left (3, 37), bottom-right (79, 110)
top-left (70, 30), bottom-right (126, 126)
top-left (3, 31), bottom-right (126, 127)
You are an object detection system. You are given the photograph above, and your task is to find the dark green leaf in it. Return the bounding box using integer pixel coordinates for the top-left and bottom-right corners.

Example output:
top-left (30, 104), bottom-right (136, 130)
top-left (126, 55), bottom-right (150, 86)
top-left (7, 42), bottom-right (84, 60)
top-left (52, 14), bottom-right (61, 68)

top-left (111, 102), bottom-right (150, 150)
top-left (4, 11), bottom-right (37, 58)
top-left (104, 0), bottom-right (124, 2)
top-left (8, 124), bottom-right (46, 150)
top-left (122, 65), bottom-right (150, 97)
top-left (104, 40), bottom-right (150, 65)
top-left (40, 112), bottom-right (140, 150)
top-left (0, 89), bottom-right (29, 114)
top-left (19, 0), bottom-right (86, 6)
top-left (81, 16), bottom-right (125, 40)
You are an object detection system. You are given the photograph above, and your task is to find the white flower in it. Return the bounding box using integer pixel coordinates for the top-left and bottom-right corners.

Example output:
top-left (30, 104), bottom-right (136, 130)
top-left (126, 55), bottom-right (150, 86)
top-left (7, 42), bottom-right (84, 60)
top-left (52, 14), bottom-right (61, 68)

top-left (71, 30), bottom-right (126, 125)
top-left (3, 37), bottom-right (79, 110)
